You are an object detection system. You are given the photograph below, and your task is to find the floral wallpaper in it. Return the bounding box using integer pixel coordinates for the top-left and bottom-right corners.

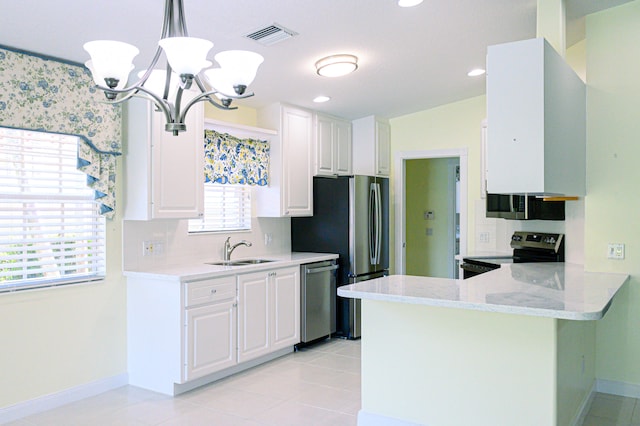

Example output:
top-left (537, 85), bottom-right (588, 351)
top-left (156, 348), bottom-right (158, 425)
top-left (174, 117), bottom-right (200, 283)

top-left (0, 46), bottom-right (121, 218)
top-left (204, 130), bottom-right (269, 186)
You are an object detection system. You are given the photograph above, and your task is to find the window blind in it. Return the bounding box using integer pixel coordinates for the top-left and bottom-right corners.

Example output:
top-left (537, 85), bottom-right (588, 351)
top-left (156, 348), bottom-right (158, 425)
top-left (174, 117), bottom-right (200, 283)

top-left (0, 128), bottom-right (106, 292)
top-left (188, 184), bottom-right (251, 233)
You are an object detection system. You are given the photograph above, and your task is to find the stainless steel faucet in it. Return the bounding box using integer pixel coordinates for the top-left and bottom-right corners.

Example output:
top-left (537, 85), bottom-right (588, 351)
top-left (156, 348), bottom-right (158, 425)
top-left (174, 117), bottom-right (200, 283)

top-left (223, 237), bottom-right (252, 261)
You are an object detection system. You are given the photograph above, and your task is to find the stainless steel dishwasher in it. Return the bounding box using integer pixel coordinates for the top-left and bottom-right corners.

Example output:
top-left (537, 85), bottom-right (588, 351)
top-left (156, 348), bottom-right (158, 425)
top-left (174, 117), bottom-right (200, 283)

top-left (300, 260), bottom-right (338, 343)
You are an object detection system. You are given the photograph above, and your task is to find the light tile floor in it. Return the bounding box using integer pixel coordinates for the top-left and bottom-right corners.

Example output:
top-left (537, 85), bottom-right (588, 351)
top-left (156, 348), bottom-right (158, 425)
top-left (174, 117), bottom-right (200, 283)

top-left (7, 339), bottom-right (360, 426)
top-left (6, 337), bottom-right (640, 426)
top-left (583, 392), bottom-right (640, 426)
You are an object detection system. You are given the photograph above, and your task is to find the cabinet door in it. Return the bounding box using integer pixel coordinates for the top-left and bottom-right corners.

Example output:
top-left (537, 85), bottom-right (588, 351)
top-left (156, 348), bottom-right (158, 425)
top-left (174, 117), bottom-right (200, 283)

top-left (315, 115), bottom-right (334, 176)
top-left (270, 267), bottom-right (300, 351)
top-left (151, 101), bottom-right (204, 219)
top-left (282, 106), bottom-right (313, 216)
top-left (237, 272), bottom-right (271, 363)
top-left (375, 119), bottom-right (391, 177)
top-left (185, 300), bottom-right (236, 381)
top-left (334, 119), bottom-right (352, 175)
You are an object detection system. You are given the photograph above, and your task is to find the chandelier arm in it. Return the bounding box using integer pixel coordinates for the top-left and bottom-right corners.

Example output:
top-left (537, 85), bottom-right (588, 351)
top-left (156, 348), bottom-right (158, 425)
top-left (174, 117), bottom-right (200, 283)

top-left (178, 90), bottom-right (242, 122)
top-left (176, 0), bottom-right (189, 37)
top-left (193, 75), bottom-right (255, 101)
top-left (108, 84), bottom-right (174, 124)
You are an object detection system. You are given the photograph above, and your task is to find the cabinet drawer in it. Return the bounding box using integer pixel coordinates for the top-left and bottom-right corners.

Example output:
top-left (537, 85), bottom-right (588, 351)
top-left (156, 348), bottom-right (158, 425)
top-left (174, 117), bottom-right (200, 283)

top-left (185, 276), bottom-right (235, 307)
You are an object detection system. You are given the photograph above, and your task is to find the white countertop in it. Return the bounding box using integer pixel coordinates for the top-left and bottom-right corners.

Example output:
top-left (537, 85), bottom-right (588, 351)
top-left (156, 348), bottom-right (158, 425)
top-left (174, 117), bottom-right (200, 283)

top-left (338, 263), bottom-right (629, 320)
top-left (124, 252), bottom-right (339, 282)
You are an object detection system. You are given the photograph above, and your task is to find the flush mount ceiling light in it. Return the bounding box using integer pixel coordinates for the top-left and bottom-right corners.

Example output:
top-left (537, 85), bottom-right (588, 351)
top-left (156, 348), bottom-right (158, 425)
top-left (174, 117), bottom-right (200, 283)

top-left (398, 0), bottom-right (424, 7)
top-left (315, 54), bottom-right (358, 78)
top-left (83, 0), bottom-right (263, 135)
top-left (467, 68), bottom-right (486, 77)
top-left (313, 95), bottom-right (331, 103)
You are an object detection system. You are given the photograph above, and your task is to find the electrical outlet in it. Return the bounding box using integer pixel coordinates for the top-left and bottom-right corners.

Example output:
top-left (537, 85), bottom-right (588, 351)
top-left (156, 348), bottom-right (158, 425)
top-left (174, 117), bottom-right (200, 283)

top-left (479, 232), bottom-right (490, 243)
top-left (264, 233), bottom-right (273, 246)
top-left (426, 228), bottom-right (433, 236)
top-left (142, 240), bottom-right (163, 256)
top-left (142, 241), bottom-right (154, 256)
top-left (607, 243), bottom-right (625, 259)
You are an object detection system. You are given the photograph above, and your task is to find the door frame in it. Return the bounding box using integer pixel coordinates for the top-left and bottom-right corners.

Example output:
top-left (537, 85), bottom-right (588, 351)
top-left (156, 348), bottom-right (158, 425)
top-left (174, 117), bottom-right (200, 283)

top-left (394, 148), bottom-right (468, 275)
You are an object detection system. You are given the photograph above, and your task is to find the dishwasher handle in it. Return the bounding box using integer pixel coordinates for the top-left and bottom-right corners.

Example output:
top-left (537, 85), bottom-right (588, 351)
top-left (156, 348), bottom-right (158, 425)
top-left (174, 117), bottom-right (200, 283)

top-left (306, 264), bottom-right (339, 274)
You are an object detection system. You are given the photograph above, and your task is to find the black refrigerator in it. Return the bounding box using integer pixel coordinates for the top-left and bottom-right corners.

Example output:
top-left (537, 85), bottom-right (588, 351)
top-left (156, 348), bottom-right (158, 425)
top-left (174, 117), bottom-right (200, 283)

top-left (291, 175), bottom-right (389, 339)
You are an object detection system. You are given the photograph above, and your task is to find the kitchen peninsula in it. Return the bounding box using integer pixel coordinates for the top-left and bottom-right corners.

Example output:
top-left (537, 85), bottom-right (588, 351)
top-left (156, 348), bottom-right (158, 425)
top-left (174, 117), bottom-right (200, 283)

top-left (338, 263), bottom-right (629, 426)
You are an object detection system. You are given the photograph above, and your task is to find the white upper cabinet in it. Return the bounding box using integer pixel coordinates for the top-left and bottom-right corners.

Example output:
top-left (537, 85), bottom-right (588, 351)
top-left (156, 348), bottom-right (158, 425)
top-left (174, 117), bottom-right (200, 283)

top-left (486, 38), bottom-right (586, 196)
top-left (352, 115), bottom-right (391, 177)
top-left (123, 95), bottom-right (204, 220)
top-left (315, 113), bottom-right (352, 176)
top-left (256, 103), bottom-right (313, 217)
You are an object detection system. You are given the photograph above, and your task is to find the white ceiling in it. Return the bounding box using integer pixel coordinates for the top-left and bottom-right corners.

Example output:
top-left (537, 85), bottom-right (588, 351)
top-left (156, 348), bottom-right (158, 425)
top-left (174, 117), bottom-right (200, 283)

top-left (0, 0), bottom-right (631, 120)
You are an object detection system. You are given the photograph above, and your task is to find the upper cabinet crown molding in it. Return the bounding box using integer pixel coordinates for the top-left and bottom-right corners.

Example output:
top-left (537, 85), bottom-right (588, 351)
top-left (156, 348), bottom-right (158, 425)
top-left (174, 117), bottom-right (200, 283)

top-left (486, 37), bottom-right (586, 196)
top-left (123, 94), bottom-right (204, 220)
top-left (255, 103), bottom-right (314, 217)
top-left (352, 115), bottom-right (391, 177)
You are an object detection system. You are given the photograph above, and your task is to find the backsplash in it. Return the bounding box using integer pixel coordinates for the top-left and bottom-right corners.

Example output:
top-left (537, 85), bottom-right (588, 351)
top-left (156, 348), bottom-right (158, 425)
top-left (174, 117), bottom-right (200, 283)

top-left (473, 198), bottom-right (585, 265)
top-left (122, 217), bottom-right (291, 271)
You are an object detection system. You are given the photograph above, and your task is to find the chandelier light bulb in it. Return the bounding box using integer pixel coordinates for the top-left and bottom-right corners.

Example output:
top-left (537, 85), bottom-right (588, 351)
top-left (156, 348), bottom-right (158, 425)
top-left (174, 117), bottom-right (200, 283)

top-left (158, 37), bottom-right (213, 76)
top-left (137, 69), bottom-right (179, 100)
top-left (203, 68), bottom-right (236, 99)
top-left (215, 50), bottom-right (264, 92)
top-left (83, 40), bottom-right (139, 85)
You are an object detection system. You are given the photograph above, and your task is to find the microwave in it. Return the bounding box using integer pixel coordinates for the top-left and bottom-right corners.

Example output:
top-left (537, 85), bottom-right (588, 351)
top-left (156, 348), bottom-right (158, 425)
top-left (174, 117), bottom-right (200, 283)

top-left (486, 194), bottom-right (565, 220)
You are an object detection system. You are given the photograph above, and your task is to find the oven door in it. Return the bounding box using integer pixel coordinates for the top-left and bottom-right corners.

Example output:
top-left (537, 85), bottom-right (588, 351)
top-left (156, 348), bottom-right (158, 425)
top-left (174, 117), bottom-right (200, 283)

top-left (460, 261), bottom-right (498, 279)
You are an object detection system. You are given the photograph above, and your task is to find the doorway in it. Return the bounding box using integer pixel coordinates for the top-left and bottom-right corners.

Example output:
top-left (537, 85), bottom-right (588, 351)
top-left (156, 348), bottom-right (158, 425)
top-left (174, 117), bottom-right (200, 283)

top-left (395, 149), bottom-right (467, 278)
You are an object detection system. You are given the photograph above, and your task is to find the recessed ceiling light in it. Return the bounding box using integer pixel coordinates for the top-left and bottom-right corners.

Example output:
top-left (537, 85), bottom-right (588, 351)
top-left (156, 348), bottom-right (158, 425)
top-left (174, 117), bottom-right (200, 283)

top-left (398, 0), bottom-right (424, 7)
top-left (313, 96), bottom-right (331, 103)
top-left (467, 68), bottom-right (486, 77)
top-left (315, 54), bottom-right (358, 77)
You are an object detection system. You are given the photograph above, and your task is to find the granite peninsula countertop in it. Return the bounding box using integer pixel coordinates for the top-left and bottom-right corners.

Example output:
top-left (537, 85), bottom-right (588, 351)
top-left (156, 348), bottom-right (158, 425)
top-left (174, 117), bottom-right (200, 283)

top-left (338, 263), bottom-right (629, 320)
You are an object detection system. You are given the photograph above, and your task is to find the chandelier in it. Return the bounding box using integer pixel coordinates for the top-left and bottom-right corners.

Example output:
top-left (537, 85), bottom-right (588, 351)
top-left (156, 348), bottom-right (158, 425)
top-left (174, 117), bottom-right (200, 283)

top-left (83, 0), bottom-right (263, 135)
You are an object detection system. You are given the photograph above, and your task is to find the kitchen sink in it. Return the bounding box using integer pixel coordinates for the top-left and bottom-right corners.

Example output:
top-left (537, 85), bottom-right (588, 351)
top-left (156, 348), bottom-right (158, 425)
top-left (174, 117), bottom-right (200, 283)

top-left (205, 259), bottom-right (275, 266)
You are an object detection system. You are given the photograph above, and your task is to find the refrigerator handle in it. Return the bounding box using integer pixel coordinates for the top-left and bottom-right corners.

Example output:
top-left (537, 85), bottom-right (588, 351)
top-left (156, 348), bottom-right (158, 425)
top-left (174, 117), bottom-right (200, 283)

top-left (369, 183), bottom-right (376, 265)
top-left (374, 182), bottom-right (382, 265)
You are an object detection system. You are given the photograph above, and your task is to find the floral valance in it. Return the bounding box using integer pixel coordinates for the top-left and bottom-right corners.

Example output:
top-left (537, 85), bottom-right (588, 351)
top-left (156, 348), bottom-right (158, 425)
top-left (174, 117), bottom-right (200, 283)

top-left (0, 46), bottom-right (121, 218)
top-left (204, 129), bottom-right (269, 186)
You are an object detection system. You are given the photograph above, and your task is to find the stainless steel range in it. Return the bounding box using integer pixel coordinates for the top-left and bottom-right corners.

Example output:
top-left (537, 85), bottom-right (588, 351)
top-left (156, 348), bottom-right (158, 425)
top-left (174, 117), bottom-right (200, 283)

top-left (460, 231), bottom-right (564, 279)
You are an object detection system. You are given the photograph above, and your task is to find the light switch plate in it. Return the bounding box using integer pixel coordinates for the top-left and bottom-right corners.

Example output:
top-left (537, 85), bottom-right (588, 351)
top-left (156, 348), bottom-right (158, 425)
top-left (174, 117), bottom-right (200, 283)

top-left (607, 243), bottom-right (625, 259)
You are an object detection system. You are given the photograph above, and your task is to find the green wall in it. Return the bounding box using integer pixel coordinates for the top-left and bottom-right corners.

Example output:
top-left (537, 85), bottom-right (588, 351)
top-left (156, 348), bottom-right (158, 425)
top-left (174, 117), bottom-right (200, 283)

top-left (586, 0), bottom-right (640, 386)
top-left (405, 158), bottom-right (454, 278)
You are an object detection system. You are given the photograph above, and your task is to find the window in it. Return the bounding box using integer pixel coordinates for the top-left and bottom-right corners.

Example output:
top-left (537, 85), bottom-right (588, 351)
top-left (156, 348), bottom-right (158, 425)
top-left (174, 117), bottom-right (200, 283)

top-left (0, 128), bottom-right (106, 292)
top-left (188, 184), bottom-right (251, 233)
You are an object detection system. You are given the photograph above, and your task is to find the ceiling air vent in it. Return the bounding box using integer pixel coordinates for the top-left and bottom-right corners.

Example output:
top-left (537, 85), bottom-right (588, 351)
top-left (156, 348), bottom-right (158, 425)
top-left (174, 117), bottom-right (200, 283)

top-left (244, 23), bottom-right (298, 46)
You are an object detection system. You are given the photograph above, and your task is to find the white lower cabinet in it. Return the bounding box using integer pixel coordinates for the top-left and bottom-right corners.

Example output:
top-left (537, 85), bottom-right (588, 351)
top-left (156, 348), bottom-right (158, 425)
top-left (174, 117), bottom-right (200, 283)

top-left (237, 271), bottom-right (271, 363)
top-left (127, 266), bottom-right (300, 395)
top-left (270, 267), bottom-right (300, 351)
top-left (184, 300), bottom-right (237, 381)
top-left (238, 266), bottom-right (300, 363)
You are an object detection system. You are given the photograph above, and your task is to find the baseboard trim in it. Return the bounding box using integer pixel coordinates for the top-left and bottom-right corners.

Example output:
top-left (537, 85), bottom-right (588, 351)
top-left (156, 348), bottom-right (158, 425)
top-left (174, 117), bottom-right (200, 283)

top-left (357, 410), bottom-right (422, 426)
top-left (596, 379), bottom-right (640, 398)
top-left (571, 381), bottom-right (597, 426)
top-left (0, 373), bottom-right (128, 424)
